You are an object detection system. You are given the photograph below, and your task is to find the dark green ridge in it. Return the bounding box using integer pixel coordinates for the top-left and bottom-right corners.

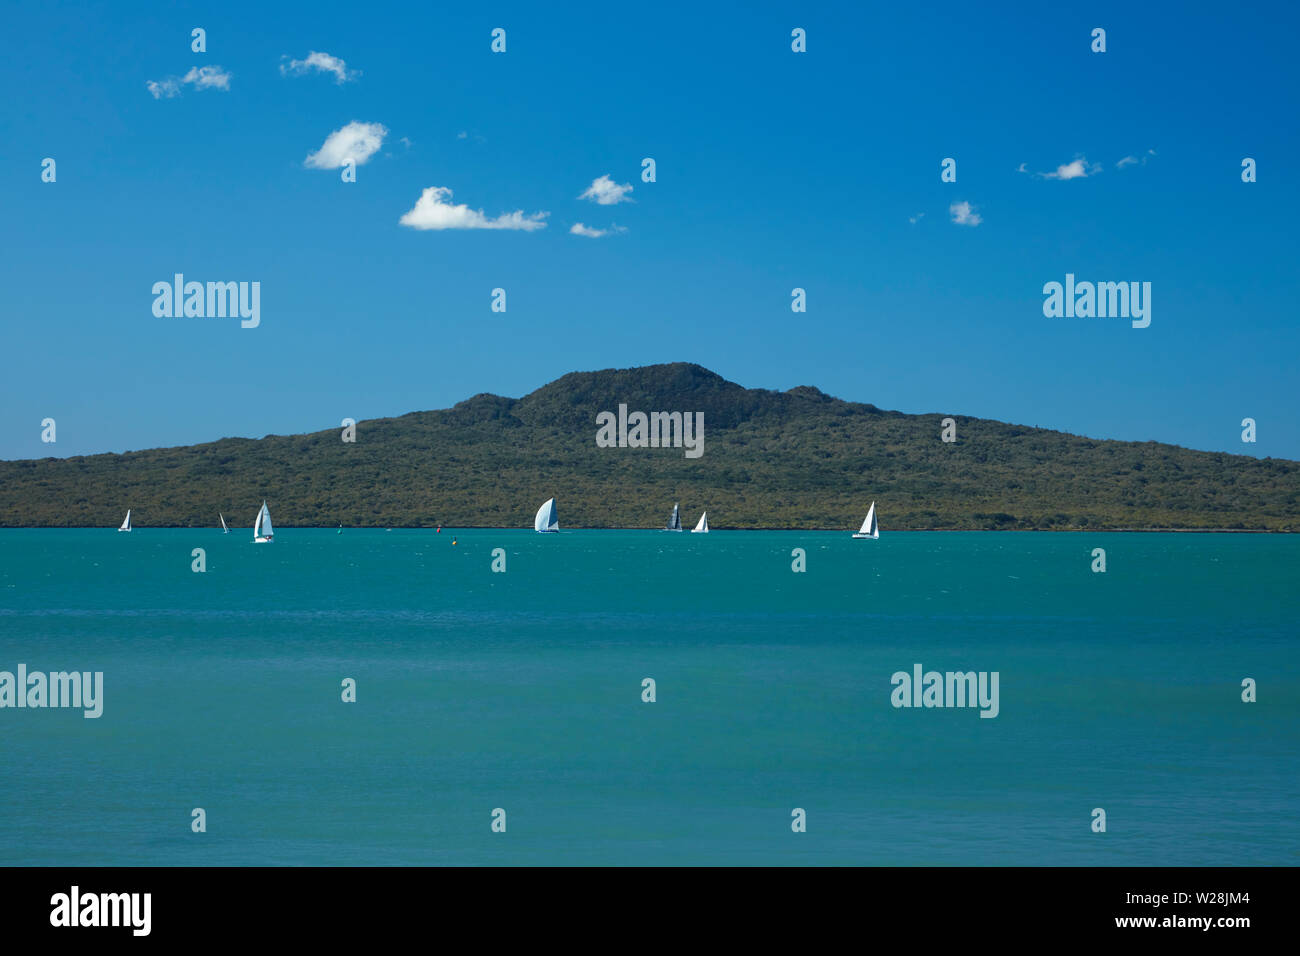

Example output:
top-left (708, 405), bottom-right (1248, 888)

top-left (2, 363), bottom-right (1296, 530)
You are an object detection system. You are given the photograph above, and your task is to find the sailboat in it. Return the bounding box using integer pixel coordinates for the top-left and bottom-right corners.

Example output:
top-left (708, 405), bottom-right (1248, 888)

top-left (220, 514), bottom-right (229, 534)
top-left (691, 511), bottom-right (709, 534)
top-left (664, 502), bottom-right (682, 532)
top-left (253, 500), bottom-right (274, 543)
top-left (533, 497), bottom-right (559, 533)
top-left (852, 501), bottom-right (880, 539)
top-left (117, 510), bottom-right (132, 533)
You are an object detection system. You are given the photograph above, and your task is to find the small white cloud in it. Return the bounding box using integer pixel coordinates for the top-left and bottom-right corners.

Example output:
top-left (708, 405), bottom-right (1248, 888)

top-left (1116, 148), bottom-right (1156, 169)
top-left (1040, 157), bottom-right (1100, 180)
top-left (908, 212), bottom-right (925, 225)
top-left (400, 186), bottom-right (548, 231)
top-left (456, 131), bottom-right (468, 139)
top-left (146, 78), bottom-right (180, 99)
top-left (579, 174), bottom-right (633, 205)
top-left (281, 51), bottom-right (359, 83)
top-left (304, 121), bottom-right (388, 169)
top-left (949, 201), bottom-right (982, 226)
top-left (570, 222), bottom-right (626, 238)
top-left (1018, 157), bottom-right (1102, 179)
top-left (147, 65), bottom-right (231, 99)
top-left (184, 66), bottom-right (230, 91)
top-left (399, 136), bottom-right (412, 148)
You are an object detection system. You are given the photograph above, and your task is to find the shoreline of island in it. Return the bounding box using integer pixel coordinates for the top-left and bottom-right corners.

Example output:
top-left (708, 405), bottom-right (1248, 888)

top-left (0, 526), bottom-right (1293, 534)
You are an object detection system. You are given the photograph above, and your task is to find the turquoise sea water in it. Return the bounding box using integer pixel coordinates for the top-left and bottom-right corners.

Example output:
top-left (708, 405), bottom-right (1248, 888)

top-left (0, 529), bottom-right (1296, 866)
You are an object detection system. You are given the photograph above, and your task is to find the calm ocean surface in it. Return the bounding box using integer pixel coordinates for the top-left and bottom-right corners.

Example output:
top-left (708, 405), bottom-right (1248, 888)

top-left (0, 529), bottom-right (1296, 866)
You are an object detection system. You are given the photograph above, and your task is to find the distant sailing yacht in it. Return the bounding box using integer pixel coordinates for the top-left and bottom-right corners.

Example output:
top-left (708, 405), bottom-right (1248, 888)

top-left (664, 503), bottom-right (683, 532)
top-left (852, 502), bottom-right (880, 539)
top-left (253, 501), bottom-right (274, 543)
top-left (117, 510), bottom-right (132, 533)
top-left (534, 497), bottom-right (559, 533)
top-left (691, 511), bottom-right (709, 533)
top-left (220, 514), bottom-right (229, 534)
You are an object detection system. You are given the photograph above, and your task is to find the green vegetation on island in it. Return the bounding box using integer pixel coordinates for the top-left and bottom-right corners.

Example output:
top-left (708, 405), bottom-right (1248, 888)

top-left (2, 363), bottom-right (1296, 530)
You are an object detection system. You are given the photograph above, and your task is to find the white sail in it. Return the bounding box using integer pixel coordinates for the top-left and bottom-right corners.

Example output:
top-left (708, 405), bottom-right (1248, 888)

top-left (691, 511), bottom-right (709, 533)
top-left (533, 497), bottom-right (558, 532)
top-left (118, 510), bottom-right (131, 532)
top-left (254, 501), bottom-right (274, 541)
top-left (666, 503), bottom-right (681, 531)
top-left (853, 502), bottom-right (879, 539)
top-left (220, 514), bottom-right (228, 533)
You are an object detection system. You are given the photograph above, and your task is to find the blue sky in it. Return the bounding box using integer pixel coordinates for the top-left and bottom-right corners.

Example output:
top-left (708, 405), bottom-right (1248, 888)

top-left (3, 0), bottom-right (1297, 460)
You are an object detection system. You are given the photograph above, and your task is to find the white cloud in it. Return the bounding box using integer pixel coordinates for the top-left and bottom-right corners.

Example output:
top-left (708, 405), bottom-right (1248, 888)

top-left (1016, 157), bottom-right (1102, 179)
top-left (1040, 157), bottom-right (1100, 180)
top-left (949, 201), bottom-right (982, 226)
top-left (1045, 159), bottom-right (1091, 179)
top-left (579, 174), bottom-right (633, 205)
top-left (146, 78), bottom-right (180, 99)
top-left (304, 121), bottom-right (388, 169)
top-left (399, 186), bottom-right (548, 231)
top-left (570, 222), bottom-right (626, 238)
top-left (184, 66), bottom-right (230, 91)
top-left (908, 212), bottom-right (925, 225)
top-left (146, 65), bottom-right (231, 99)
top-left (1116, 148), bottom-right (1156, 169)
top-left (281, 51), bottom-right (359, 83)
